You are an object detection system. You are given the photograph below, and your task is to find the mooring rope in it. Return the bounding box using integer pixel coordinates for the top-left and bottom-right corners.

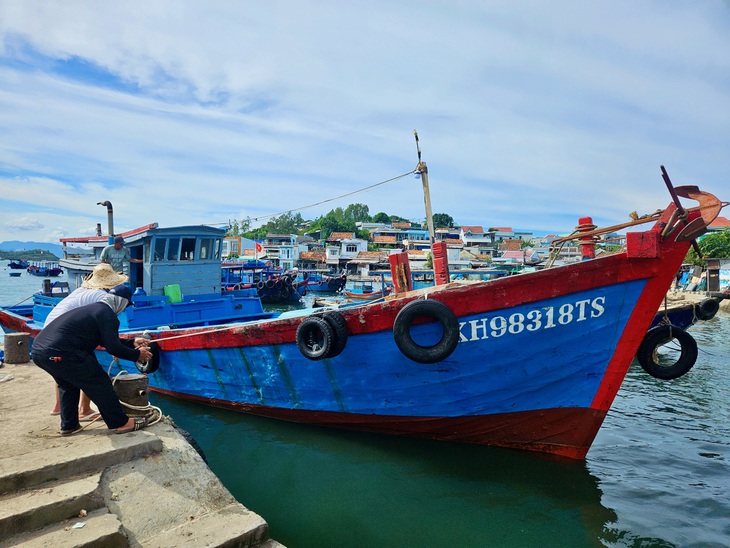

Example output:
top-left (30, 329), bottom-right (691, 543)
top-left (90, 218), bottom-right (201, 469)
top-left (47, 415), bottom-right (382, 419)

top-left (97, 359), bottom-right (164, 426)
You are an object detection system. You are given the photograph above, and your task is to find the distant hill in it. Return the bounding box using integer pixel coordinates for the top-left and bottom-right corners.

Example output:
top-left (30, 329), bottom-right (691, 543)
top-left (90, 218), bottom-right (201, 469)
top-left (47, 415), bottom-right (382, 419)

top-left (0, 241), bottom-right (64, 257)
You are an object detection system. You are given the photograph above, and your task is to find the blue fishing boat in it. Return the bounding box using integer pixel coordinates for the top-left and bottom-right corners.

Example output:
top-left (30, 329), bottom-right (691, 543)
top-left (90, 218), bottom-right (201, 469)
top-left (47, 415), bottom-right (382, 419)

top-left (221, 261), bottom-right (307, 303)
top-left (302, 270), bottom-right (347, 293)
top-left (0, 168), bottom-right (725, 459)
top-left (8, 260), bottom-right (29, 269)
top-left (3, 221), bottom-right (278, 334)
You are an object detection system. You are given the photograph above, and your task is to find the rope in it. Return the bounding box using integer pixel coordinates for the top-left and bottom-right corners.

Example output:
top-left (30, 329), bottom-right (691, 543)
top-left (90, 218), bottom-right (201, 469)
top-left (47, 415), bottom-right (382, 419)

top-left (218, 169), bottom-right (416, 225)
top-left (91, 358), bottom-right (165, 427)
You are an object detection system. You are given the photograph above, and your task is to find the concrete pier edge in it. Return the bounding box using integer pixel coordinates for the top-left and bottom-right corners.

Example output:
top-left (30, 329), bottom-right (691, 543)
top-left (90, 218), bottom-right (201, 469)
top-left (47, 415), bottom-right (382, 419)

top-left (0, 361), bottom-right (284, 547)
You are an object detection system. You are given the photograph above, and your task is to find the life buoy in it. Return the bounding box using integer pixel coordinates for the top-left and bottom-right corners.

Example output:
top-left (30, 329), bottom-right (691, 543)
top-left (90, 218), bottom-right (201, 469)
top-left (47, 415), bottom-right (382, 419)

top-left (636, 325), bottom-right (697, 380)
top-left (393, 299), bottom-right (460, 364)
top-left (135, 341), bottom-right (161, 374)
top-left (296, 316), bottom-right (334, 360)
top-left (322, 312), bottom-right (348, 358)
top-left (695, 298), bottom-right (719, 321)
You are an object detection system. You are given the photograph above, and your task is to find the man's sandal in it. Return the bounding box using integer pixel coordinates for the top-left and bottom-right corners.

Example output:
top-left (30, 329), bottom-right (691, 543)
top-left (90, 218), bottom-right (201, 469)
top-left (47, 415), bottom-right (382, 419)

top-left (60, 425), bottom-right (83, 436)
top-left (116, 416), bottom-right (149, 434)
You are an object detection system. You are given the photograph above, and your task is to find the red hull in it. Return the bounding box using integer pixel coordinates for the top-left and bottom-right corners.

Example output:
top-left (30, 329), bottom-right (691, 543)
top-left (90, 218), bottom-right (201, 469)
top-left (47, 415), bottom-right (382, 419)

top-left (153, 387), bottom-right (603, 459)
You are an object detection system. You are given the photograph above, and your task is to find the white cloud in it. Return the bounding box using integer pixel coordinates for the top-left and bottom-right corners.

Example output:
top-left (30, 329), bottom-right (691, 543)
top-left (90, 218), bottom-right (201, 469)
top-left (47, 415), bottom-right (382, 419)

top-left (0, 1), bottom-right (728, 244)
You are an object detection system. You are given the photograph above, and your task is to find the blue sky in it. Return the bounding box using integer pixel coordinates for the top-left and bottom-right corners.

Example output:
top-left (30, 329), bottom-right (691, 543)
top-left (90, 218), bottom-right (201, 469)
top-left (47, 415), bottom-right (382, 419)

top-left (1, 1), bottom-right (728, 244)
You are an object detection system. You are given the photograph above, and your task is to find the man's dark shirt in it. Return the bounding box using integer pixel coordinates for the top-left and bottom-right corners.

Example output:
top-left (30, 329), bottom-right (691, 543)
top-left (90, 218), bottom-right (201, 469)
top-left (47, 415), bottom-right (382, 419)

top-left (33, 302), bottom-right (140, 362)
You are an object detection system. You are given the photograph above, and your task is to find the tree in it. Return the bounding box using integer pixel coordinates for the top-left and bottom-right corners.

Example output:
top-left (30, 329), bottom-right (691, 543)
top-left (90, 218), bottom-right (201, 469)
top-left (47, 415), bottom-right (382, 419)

top-left (432, 213), bottom-right (454, 228)
top-left (317, 210), bottom-right (356, 239)
top-left (267, 212), bottom-right (304, 234)
top-left (344, 203), bottom-right (370, 223)
top-left (372, 212), bottom-right (390, 224)
top-left (685, 229), bottom-right (730, 265)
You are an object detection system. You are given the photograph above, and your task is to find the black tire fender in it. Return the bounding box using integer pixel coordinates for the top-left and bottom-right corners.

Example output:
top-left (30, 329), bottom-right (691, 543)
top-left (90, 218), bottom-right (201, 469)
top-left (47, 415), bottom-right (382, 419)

top-left (322, 312), bottom-right (348, 358)
top-left (256, 281), bottom-right (265, 290)
top-left (135, 341), bottom-right (161, 374)
top-left (175, 427), bottom-right (208, 464)
top-left (636, 325), bottom-right (698, 380)
top-left (696, 298), bottom-right (720, 321)
top-left (393, 299), bottom-right (460, 364)
top-left (296, 316), bottom-right (334, 361)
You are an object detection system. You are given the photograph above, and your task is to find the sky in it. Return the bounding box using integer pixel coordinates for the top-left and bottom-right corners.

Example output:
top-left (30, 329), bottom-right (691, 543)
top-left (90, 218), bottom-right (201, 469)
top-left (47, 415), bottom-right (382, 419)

top-left (1, 1), bottom-right (729, 246)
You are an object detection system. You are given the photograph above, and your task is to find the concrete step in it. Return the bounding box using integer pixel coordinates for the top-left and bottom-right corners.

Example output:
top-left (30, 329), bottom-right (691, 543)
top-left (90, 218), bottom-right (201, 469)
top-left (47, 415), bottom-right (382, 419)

top-left (0, 431), bottom-right (162, 495)
top-left (139, 503), bottom-right (269, 547)
top-left (0, 472), bottom-right (105, 539)
top-left (3, 507), bottom-right (128, 547)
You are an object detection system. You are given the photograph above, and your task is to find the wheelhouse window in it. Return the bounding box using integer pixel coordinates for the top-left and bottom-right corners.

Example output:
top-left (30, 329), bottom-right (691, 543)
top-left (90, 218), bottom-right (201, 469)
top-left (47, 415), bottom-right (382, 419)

top-left (166, 238), bottom-right (180, 260)
top-left (181, 238), bottom-right (196, 260)
top-left (199, 238), bottom-right (220, 260)
top-left (153, 238), bottom-right (167, 261)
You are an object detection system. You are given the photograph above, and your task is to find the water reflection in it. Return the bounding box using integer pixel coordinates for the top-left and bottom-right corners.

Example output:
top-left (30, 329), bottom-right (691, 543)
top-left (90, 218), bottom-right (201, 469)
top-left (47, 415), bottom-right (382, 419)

top-left (156, 394), bottom-right (617, 547)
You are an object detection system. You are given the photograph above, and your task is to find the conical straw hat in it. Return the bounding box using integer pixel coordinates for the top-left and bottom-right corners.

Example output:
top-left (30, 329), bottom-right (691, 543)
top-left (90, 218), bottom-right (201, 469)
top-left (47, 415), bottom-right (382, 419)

top-left (81, 263), bottom-right (129, 289)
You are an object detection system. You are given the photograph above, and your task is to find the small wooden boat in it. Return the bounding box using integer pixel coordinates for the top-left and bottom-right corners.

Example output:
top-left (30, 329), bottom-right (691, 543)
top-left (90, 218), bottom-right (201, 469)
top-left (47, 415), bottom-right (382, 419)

top-left (343, 281), bottom-right (392, 300)
top-left (8, 271), bottom-right (22, 277)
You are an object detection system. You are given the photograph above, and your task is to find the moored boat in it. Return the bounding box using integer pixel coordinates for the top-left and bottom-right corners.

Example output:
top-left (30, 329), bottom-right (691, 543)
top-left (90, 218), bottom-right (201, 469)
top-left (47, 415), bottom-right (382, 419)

top-left (8, 260), bottom-right (29, 269)
top-left (1, 222), bottom-right (279, 334)
top-left (0, 167), bottom-right (725, 460)
top-left (26, 263), bottom-right (63, 277)
top-left (343, 280), bottom-right (393, 300)
top-left (302, 270), bottom-right (347, 293)
top-left (221, 261), bottom-right (307, 303)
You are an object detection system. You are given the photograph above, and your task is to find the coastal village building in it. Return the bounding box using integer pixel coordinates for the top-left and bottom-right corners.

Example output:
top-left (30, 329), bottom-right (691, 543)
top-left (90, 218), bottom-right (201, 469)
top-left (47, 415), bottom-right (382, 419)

top-left (223, 219), bottom-right (600, 275)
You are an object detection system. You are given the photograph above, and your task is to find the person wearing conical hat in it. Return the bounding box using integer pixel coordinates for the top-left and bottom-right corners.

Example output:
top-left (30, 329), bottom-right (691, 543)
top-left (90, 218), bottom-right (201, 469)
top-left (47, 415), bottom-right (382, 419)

top-left (47, 263), bottom-right (129, 419)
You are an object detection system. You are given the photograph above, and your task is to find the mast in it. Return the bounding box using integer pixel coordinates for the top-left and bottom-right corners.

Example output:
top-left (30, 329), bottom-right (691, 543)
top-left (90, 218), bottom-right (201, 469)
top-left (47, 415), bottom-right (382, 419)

top-left (414, 131), bottom-right (435, 243)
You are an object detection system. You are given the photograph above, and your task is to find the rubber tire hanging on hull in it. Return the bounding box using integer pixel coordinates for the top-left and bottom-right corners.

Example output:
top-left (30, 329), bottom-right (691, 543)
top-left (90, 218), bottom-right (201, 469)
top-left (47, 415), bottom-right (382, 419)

top-left (636, 325), bottom-right (697, 380)
top-left (135, 341), bottom-right (161, 374)
top-left (296, 316), bottom-right (334, 360)
top-left (322, 312), bottom-right (348, 358)
top-left (393, 299), bottom-right (460, 364)
top-left (696, 298), bottom-right (720, 321)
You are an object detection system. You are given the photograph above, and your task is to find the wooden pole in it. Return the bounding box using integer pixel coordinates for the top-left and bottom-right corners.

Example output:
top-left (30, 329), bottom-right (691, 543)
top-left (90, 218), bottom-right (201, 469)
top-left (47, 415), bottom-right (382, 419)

top-left (418, 161), bottom-right (435, 243)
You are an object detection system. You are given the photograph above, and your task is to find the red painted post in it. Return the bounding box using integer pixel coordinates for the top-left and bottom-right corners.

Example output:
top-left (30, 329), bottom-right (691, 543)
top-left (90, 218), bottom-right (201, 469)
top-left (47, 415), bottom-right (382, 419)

top-left (389, 252), bottom-right (412, 294)
top-left (577, 216), bottom-right (597, 260)
top-left (432, 241), bottom-right (450, 285)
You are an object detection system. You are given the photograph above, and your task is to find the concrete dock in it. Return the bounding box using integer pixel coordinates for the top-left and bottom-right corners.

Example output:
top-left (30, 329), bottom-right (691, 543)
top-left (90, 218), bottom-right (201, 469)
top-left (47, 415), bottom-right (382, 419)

top-left (0, 360), bottom-right (284, 547)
